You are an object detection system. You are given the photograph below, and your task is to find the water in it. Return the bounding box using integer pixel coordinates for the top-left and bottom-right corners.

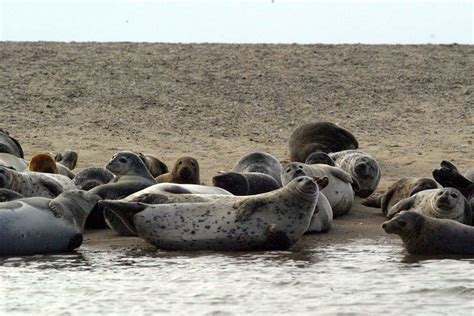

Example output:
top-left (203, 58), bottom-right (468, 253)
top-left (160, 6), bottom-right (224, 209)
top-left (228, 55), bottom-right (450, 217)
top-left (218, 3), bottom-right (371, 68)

top-left (1, 0), bottom-right (472, 44)
top-left (1, 238), bottom-right (473, 315)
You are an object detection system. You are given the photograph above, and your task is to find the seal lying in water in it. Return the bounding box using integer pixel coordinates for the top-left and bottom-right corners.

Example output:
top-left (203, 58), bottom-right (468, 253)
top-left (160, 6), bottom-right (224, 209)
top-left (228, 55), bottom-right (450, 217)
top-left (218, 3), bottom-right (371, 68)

top-left (212, 172), bottom-right (281, 196)
top-left (101, 176), bottom-right (320, 251)
top-left (0, 190), bottom-right (100, 256)
top-left (0, 129), bottom-right (24, 158)
top-left (362, 177), bottom-right (438, 215)
top-left (156, 156), bottom-right (200, 184)
top-left (387, 188), bottom-right (472, 225)
top-left (232, 151), bottom-right (282, 186)
top-left (0, 166), bottom-right (77, 198)
top-left (382, 211), bottom-right (474, 255)
top-left (329, 150), bottom-right (381, 198)
top-left (288, 121), bottom-right (358, 162)
top-left (281, 162), bottom-right (355, 217)
top-left (0, 153), bottom-right (28, 171)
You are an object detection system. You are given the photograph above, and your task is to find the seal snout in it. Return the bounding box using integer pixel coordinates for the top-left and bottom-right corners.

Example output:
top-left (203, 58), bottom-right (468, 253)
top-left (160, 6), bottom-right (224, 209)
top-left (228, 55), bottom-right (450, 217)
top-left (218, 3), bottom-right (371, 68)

top-left (297, 177), bottom-right (317, 194)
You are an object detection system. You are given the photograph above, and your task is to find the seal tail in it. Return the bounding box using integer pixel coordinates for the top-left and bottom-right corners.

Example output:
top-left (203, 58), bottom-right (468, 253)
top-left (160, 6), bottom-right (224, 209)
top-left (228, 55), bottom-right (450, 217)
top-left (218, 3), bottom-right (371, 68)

top-left (361, 193), bottom-right (383, 208)
top-left (98, 200), bottom-right (147, 235)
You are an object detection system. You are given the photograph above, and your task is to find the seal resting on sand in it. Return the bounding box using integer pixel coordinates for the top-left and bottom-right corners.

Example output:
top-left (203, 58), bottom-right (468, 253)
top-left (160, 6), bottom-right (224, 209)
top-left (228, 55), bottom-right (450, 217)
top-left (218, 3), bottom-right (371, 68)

top-left (156, 156), bottom-right (200, 184)
top-left (232, 151), bottom-right (282, 185)
top-left (382, 211), bottom-right (474, 255)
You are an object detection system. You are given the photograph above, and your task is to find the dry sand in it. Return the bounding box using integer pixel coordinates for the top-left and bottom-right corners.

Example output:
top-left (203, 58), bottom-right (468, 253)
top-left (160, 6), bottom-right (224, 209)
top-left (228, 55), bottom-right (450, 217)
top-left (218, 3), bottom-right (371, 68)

top-left (1, 42), bottom-right (472, 251)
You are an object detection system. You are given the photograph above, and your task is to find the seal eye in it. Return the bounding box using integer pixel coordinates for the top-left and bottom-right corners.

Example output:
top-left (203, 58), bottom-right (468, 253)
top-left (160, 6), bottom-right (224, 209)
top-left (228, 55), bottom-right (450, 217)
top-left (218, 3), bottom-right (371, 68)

top-left (296, 178), bottom-right (303, 183)
top-left (298, 165), bottom-right (303, 169)
top-left (178, 161), bottom-right (182, 166)
top-left (190, 162), bottom-right (195, 168)
top-left (285, 168), bottom-right (291, 173)
top-left (119, 158), bottom-right (127, 164)
top-left (451, 193), bottom-right (457, 198)
top-left (399, 220), bottom-right (407, 228)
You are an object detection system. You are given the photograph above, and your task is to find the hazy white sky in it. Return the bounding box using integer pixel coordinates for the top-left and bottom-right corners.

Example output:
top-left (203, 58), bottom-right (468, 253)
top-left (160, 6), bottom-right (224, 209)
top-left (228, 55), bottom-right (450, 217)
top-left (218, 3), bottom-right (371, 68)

top-left (1, 0), bottom-right (472, 43)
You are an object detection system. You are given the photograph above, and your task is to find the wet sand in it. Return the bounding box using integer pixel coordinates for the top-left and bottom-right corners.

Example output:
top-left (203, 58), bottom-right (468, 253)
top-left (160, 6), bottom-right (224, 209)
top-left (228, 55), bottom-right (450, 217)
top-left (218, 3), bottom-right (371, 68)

top-left (1, 42), bottom-right (472, 251)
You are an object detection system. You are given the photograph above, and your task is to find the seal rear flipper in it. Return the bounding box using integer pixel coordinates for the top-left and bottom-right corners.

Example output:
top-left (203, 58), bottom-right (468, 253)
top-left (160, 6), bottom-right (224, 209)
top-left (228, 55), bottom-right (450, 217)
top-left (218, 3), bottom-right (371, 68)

top-left (39, 178), bottom-right (64, 197)
top-left (386, 197), bottom-right (415, 219)
top-left (98, 200), bottom-right (147, 235)
top-left (263, 224), bottom-right (293, 250)
top-left (361, 193), bottom-right (383, 209)
top-left (440, 160), bottom-right (459, 172)
top-left (129, 193), bottom-right (170, 204)
top-left (433, 167), bottom-right (472, 190)
top-left (233, 199), bottom-right (267, 222)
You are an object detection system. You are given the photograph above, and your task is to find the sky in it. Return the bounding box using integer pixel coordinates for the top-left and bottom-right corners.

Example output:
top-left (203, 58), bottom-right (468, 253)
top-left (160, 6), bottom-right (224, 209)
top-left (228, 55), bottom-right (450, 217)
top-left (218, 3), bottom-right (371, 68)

top-left (1, 0), bottom-right (472, 44)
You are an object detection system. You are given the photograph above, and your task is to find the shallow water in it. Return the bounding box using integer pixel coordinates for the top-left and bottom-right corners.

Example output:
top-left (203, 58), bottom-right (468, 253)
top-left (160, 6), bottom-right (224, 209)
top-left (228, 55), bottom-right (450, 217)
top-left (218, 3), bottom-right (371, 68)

top-left (1, 238), bottom-right (473, 315)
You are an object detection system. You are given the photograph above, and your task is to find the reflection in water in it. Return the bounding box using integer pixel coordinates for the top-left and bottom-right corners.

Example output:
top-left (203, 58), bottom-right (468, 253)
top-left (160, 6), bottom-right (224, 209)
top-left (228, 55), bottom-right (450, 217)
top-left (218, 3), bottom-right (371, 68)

top-left (1, 238), bottom-right (473, 314)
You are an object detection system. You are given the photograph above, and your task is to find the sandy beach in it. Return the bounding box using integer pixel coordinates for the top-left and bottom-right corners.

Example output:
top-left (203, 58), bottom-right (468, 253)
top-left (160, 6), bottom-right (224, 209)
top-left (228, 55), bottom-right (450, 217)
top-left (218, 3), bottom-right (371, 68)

top-left (1, 42), bottom-right (472, 251)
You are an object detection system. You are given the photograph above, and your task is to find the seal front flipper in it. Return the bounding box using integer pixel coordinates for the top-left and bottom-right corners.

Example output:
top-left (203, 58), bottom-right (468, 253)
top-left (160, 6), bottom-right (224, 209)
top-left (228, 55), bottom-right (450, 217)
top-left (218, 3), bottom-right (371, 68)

top-left (233, 199), bottom-right (268, 222)
top-left (39, 178), bottom-right (64, 197)
top-left (361, 193), bottom-right (383, 209)
top-left (263, 224), bottom-right (293, 250)
top-left (98, 200), bottom-right (147, 235)
top-left (313, 176), bottom-right (329, 190)
top-left (387, 196), bottom-right (416, 219)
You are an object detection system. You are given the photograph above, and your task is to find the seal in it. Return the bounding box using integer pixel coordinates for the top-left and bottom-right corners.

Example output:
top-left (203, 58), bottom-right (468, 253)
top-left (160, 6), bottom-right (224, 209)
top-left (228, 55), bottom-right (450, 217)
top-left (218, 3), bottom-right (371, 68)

top-left (103, 183), bottom-right (232, 235)
top-left (329, 150), bottom-right (381, 198)
top-left (100, 176), bottom-right (320, 251)
top-left (90, 151), bottom-right (157, 229)
top-left (54, 149), bottom-right (78, 170)
top-left (305, 152), bottom-right (336, 166)
top-left (29, 153), bottom-right (75, 179)
top-left (0, 188), bottom-right (23, 202)
top-left (212, 171), bottom-right (281, 196)
top-left (137, 153), bottom-right (168, 178)
top-left (288, 122), bottom-right (358, 162)
top-left (0, 129), bottom-right (24, 158)
top-left (387, 188), bottom-right (472, 225)
top-left (0, 190), bottom-right (101, 256)
top-left (281, 162), bottom-right (355, 217)
top-left (0, 165), bottom-right (77, 198)
top-left (382, 211), bottom-right (474, 255)
top-left (232, 151), bottom-right (282, 185)
top-left (362, 177), bottom-right (438, 215)
top-left (73, 167), bottom-right (115, 191)
top-left (156, 156), bottom-right (200, 184)
top-left (0, 153), bottom-right (28, 171)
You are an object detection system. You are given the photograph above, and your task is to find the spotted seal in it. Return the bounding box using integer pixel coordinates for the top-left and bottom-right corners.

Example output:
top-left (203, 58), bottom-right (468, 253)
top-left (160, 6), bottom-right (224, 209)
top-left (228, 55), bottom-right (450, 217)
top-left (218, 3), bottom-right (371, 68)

top-left (156, 156), bottom-right (200, 184)
top-left (387, 188), bottom-right (472, 225)
top-left (382, 211), bottom-right (474, 255)
top-left (362, 177), bottom-right (438, 215)
top-left (212, 171), bottom-right (281, 196)
top-left (29, 153), bottom-right (75, 179)
top-left (281, 162), bottom-right (355, 217)
top-left (329, 150), bottom-right (381, 198)
top-left (288, 122), bottom-right (358, 162)
top-left (232, 151), bottom-right (282, 185)
top-left (0, 153), bottom-right (28, 171)
top-left (0, 129), bottom-right (24, 158)
top-left (0, 165), bottom-right (77, 198)
top-left (100, 176), bottom-right (320, 251)
top-left (0, 190), bottom-right (100, 256)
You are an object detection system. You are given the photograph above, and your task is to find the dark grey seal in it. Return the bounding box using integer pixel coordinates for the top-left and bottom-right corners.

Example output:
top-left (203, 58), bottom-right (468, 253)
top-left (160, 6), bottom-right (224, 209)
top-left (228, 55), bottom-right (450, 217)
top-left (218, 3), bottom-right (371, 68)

top-left (212, 171), bottom-right (281, 196)
top-left (232, 151), bottom-right (282, 185)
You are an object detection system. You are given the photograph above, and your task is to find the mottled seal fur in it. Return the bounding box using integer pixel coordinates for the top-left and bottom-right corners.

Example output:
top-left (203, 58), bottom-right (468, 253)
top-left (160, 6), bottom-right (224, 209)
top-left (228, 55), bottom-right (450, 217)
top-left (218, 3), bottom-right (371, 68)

top-left (0, 166), bottom-right (77, 198)
top-left (0, 153), bottom-right (28, 171)
top-left (29, 153), bottom-right (75, 179)
top-left (101, 176), bottom-right (320, 251)
top-left (54, 149), bottom-right (78, 170)
top-left (232, 151), bottom-right (282, 185)
top-left (212, 171), bottom-right (281, 196)
top-left (329, 150), bottom-right (381, 198)
top-left (382, 211), bottom-right (474, 255)
top-left (281, 162), bottom-right (355, 217)
top-left (137, 153), bottom-right (168, 178)
top-left (288, 122), bottom-right (358, 162)
top-left (387, 188), bottom-right (472, 225)
top-left (0, 190), bottom-right (100, 256)
top-left (73, 167), bottom-right (115, 191)
top-left (156, 156), bottom-right (200, 184)
top-left (305, 152), bottom-right (336, 166)
top-left (0, 129), bottom-right (24, 158)
top-left (91, 151), bottom-right (156, 229)
top-left (362, 177), bottom-right (438, 215)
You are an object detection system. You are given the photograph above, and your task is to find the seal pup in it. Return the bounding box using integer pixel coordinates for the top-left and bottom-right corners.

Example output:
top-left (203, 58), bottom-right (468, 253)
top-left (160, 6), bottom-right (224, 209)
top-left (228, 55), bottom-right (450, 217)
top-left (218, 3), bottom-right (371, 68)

top-left (281, 162), bottom-right (355, 217)
top-left (329, 150), bottom-right (381, 198)
top-left (137, 153), bottom-right (168, 178)
top-left (0, 153), bottom-right (28, 171)
top-left (0, 129), bottom-right (24, 158)
top-left (0, 166), bottom-right (77, 198)
top-left (0, 190), bottom-right (100, 256)
top-left (54, 149), bottom-right (78, 170)
top-left (382, 211), bottom-right (474, 255)
top-left (73, 167), bottom-right (115, 191)
top-left (101, 176), bottom-right (320, 251)
top-left (288, 122), bottom-right (358, 162)
top-left (305, 152), bottom-right (336, 166)
top-left (362, 177), bottom-right (438, 215)
top-left (90, 151), bottom-right (156, 229)
top-left (29, 153), bottom-right (75, 179)
top-left (212, 172), bottom-right (281, 196)
top-left (232, 151), bottom-right (282, 185)
top-left (156, 156), bottom-right (200, 184)
top-left (387, 188), bottom-right (472, 225)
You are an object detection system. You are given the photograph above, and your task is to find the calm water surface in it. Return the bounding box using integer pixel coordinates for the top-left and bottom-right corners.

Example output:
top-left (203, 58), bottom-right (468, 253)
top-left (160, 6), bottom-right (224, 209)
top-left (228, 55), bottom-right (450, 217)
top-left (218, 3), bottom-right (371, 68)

top-left (1, 238), bottom-right (473, 315)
